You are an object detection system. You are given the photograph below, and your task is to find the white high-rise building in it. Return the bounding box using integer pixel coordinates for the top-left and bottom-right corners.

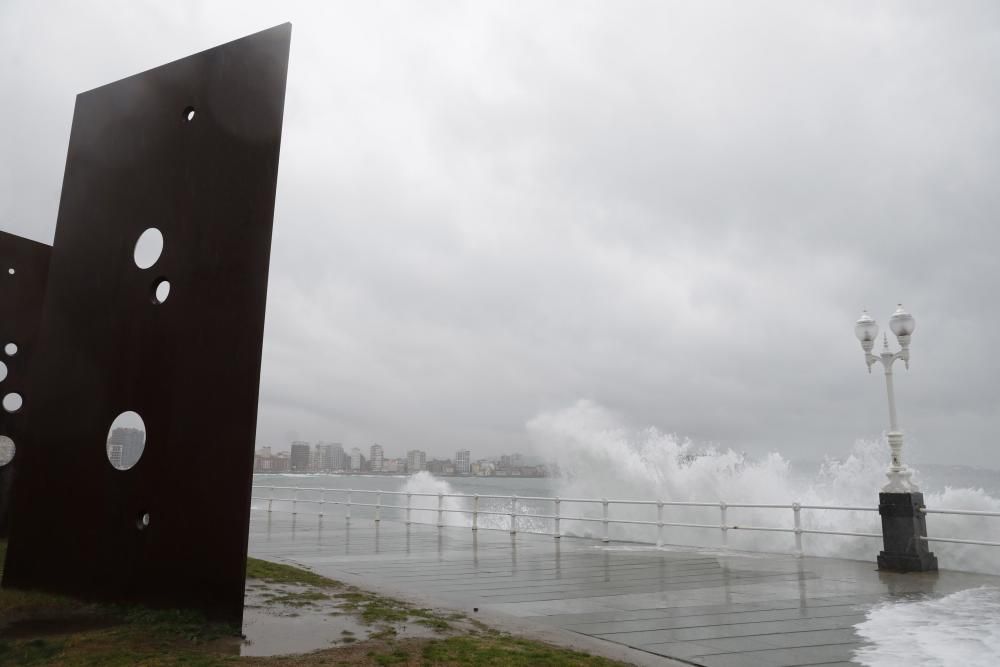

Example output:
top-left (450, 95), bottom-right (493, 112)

top-left (350, 447), bottom-right (362, 471)
top-left (107, 427), bottom-right (144, 470)
top-left (407, 449), bottom-right (426, 473)
top-left (370, 444), bottom-right (384, 472)
top-left (455, 449), bottom-right (471, 475)
top-left (330, 443), bottom-right (345, 470)
top-left (312, 443), bottom-right (334, 471)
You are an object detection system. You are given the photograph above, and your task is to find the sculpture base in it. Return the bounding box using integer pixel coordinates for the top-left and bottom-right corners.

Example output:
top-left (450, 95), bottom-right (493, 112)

top-left (877, 492), bottom-right (938, 573)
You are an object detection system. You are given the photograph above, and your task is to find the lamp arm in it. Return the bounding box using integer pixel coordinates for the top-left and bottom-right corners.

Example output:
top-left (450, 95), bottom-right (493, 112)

top-left (864, 352), bottom-right (881, 374)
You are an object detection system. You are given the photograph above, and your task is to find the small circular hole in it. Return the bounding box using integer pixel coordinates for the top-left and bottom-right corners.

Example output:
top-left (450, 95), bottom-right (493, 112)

top-left (3, 393), bottom-right (23, 413)
top-left (7, 268), bottom-right (14, 275)
top-left (106, 411), bottom-right (146, 471)
top-left (4, 343), bottom-right (17, 357)
top-left (0, 361), bottom-right (6, 383)
top-left (152, 279), bottom-right (171, 304)
top-left (136, 512), bottom-right (150, 530)
top-left (183, 106), bottom-right (196, 122)
top-left (133, 228), bottom-right (164, 270)
top-left (0, 436), bottom-right (14, 467)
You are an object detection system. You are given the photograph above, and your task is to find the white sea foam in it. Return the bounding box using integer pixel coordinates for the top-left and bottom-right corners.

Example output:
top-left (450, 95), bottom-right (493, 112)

top-left (526, 400), bottom-right (1000, 572)
top-left (853, 587), bottom-right (1000, 666)
top-left (399, 471), bottom-right (470, 527)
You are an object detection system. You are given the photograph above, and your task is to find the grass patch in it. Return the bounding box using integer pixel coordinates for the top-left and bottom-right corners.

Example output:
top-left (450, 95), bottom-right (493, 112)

top-left (420, 635), bottom-right (629, 666)
top-left (372, 647), bottom-right (410, 665)
top-left (245, 558), bottom-right (339, 588)
top-left (332, 589), bottom-right (451, 629)
top-left (259, 590), bottom-right (330, 608)
top-left (0, 638), bottom-right (67, 666)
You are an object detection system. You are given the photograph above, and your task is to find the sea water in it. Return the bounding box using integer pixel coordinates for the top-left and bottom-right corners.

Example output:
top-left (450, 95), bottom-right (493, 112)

top-left (854, 586), bottom-right (1000, 666)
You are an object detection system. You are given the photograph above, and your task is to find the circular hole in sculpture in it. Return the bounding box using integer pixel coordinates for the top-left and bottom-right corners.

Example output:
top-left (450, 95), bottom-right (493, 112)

top-left (7, 268), bottom-right (14, 275)
top-left (133, 228), bottom-right (164, 270)
top-left (106, 411), bottom-right (146, 471)
top-left (152, 279), bottom-right (171, 304)
top-left (136, 511), bottom-right (150, 530)
top-left (0, 436), bottom-right (14, 467)
top-left (3, 393), bottom-right (23, 413)
top-left (4, 343), bottom-right (17, 357)
top-left (0, 361), bottom-right (6, 383)
top-left (184, 106), bottom-right (196, 122)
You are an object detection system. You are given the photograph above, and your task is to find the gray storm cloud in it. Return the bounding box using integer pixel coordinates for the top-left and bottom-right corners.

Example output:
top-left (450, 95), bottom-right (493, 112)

top-left (2, 1), bottom-right (999, 466)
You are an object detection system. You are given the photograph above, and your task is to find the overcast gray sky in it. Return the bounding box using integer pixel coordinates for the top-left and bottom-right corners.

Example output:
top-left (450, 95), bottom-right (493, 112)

top-left (2, 1), bottom-right (999, 466)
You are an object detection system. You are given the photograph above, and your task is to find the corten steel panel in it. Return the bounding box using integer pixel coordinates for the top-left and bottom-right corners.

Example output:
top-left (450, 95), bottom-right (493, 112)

top-left (2, 24), bottom-right (291, 622)
top-left (0, 232), bottom-right (52, 538)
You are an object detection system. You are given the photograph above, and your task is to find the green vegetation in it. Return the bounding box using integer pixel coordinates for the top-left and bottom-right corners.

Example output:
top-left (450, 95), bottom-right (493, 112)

top-left (258, 589), bottom-right (330, 608)
top-left (245, 558), bottom-right (339, 588)
top-left (0, 541), bottom-right (633, 666)
top-left (418, 635), bottom-right (630, 666)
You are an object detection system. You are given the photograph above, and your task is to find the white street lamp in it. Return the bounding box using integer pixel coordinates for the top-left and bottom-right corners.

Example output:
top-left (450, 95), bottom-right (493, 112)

top-left (855, 304), bottom-right (918, 493)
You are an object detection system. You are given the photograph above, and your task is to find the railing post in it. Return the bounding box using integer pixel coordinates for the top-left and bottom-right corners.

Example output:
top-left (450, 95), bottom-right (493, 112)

top-left (437, 492), bottom-right (444, 528)
top-left (720, 501), bottom-right (728, 549)
top-left (375, 490), bottom-right (382, 523)
top-left (405, 492), bottom-right (412, 526)
top-left (291, 488), bottom-right (298, 516)
top-left (657, 500), bottom-right (664, 547)
top-left (318, 489), bottom-right (325, 518)
top-left (472, 494), bottom-right (479, 531)
top-left (267, 486), bottom-right (273, 514)
top-left (510, 495), bottom-right (518, 535)
top-left (602, 498), bottom-right (610, 543)
top-left (554, 497), bottom-right (561, 539)
top-left (793, 502), bottom-right (803, 557)
top-left (346, 489), bottom-right (352, 523)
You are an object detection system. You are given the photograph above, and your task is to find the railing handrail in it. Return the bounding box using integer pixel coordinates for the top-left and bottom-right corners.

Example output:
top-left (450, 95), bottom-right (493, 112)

top-left (249, 484), bottom-right (881, 511)
top-left (249, 484), bottom-right (1000, 552)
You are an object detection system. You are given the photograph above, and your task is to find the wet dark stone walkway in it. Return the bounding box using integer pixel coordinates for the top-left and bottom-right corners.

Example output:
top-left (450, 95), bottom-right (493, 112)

top-left (248, 510), bottom-right (999, 666)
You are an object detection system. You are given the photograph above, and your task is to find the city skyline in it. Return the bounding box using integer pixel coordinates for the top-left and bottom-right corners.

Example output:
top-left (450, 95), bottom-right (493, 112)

top-left (253, 440), bottom-right (546, 477)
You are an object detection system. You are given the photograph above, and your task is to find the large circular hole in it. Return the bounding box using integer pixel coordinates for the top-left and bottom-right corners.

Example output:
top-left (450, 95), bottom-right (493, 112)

top-left (133, 228), bottom-right (164, 270)
top-left (183, 106), bottom-right (196, 122)
top-left (0, 436), bottom-right (14, 467)
top-left (106, 411), bottom-right (146, 471)
top-left (4, 343), bottom-right (17, 357)
top-left (7, 268), bottom-right (14, 275)
top-left (3, 393), bottom-right (23, 413)
top-left (152, 279), bottom-right (171, 304)
top-left (0, 360), bottom-right (6, 383)
top-left (136, 511), bottom-right (150, 530)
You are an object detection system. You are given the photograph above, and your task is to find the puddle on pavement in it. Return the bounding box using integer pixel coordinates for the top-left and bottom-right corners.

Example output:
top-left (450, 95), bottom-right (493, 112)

top-left (240, 580), bottom-right (448, 657)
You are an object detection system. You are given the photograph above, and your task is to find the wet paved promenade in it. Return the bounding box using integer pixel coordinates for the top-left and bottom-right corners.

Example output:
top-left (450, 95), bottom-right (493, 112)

top-left (248, 511), bottom-right (999, 666)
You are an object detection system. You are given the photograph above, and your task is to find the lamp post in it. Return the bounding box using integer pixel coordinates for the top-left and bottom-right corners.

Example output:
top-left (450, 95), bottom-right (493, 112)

top-left (854, 304), bottom-right (917, 493)
top-left (855, 305), bottom-right (937, 571)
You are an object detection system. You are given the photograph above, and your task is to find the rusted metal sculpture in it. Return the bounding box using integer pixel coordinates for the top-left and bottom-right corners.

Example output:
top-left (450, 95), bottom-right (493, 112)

top-left (0, 232), bottom-right (52, 537)
top-left (2, 24), bottom-right (291, 623)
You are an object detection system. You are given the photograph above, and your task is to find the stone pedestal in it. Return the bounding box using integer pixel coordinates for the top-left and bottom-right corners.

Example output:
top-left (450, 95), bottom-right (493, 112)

top-left (877, 492), bottom-right (938, 572)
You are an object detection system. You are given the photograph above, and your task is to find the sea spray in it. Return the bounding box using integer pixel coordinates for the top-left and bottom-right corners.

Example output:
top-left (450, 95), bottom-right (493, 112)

top-left (400, 471), bottom-right (554, 533)
top-left (527, 400), bottom-right (1000, 572)
top-left (853, 587), bottom-right (1000, 666)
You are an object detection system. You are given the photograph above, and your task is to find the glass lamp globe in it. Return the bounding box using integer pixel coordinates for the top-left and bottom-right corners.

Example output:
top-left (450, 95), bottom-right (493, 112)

top-left (889, 304), bottom-right (915, 337)
top-left (855, 310), bottom-right (878, 343)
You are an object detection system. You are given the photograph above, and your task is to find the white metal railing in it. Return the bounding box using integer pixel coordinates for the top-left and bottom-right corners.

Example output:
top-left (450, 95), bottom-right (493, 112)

top-left (248, 485), bottom-right (914, 557)
top-left (919, 506), bottom-right (1000, 548)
